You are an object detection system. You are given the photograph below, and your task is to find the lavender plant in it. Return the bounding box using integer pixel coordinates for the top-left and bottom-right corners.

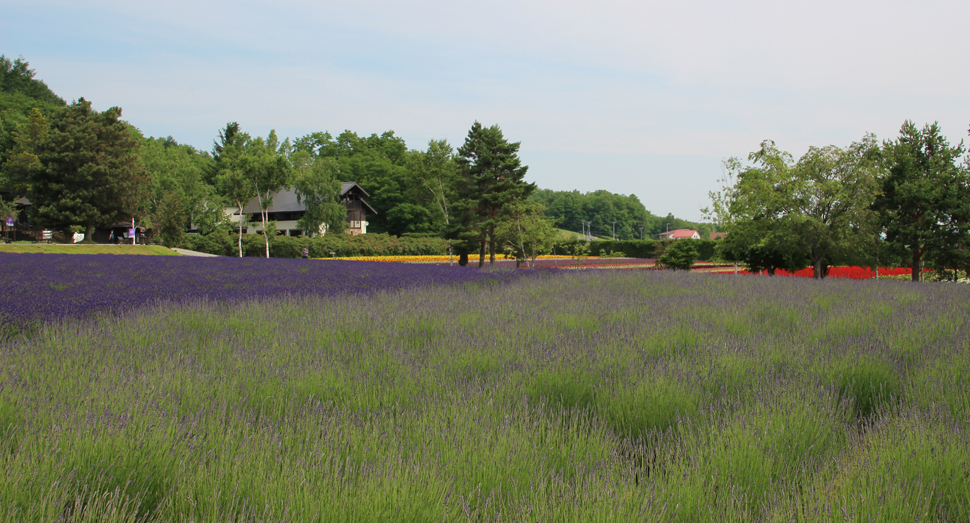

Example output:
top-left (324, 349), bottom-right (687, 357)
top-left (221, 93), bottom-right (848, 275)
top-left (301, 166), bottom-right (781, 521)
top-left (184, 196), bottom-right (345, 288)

top-left (0, 267), bottom-right (967, 521)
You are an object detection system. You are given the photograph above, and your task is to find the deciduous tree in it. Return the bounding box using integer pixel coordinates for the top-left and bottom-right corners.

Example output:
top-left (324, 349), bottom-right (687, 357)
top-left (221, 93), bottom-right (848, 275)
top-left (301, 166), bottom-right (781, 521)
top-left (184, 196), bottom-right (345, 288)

top-left (495, 201), bottom-right (557, 268)
top-left (291, 148), bottom-right (345, 237)
top-left (247, 130), bottom-right (292, 258)
top-left (212, 123), bottom-right (253, 257)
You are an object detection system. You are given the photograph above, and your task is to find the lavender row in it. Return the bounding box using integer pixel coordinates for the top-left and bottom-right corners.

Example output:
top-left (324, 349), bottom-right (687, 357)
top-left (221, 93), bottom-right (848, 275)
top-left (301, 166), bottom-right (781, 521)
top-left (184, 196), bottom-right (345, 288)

top-left (0, 253), bottom-right (533, 333)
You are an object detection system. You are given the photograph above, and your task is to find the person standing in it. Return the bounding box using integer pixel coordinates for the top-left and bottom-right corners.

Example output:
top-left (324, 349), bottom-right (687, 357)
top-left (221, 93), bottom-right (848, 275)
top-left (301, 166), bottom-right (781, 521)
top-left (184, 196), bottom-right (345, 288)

top-left (301, 246), bottom-right (309, 259)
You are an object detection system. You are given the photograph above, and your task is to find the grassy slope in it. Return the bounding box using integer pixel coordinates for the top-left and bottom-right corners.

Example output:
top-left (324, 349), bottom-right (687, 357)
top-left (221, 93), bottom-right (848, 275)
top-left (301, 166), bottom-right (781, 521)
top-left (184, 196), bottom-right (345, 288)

top-left (0, 271), bottom-right (967, 522)
top-left (0, 244), bottom-right (179, 255)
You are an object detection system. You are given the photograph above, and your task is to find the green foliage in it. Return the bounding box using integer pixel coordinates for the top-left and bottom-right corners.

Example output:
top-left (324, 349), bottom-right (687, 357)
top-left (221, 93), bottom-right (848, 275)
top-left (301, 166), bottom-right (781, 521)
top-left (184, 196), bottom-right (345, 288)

top-left (873, 120), bottom-right (970, 282)
top-left (533, 188), bottom-right (712, 240)
top-left (0, 56), bottom-right (66, 194)
top-left (657, 240), bottom-right (699, 270)
top-left (552, 238), bottom-right (717, 261)
top-left (707, 138), bottom-right (882, 277)
top-left (183, 231), bottom-right (448, 258)
top-left (290, 150), bottom-right (345, 237)
top-left (27, 98), bottom-right (148, 239)
top-left (154, 191), bottom-right (187, 247)
top-left (456, 122), bottom-right (536, 265)
top-left (139, 135), bottom-right (215, 241)
top-left (0, 55), bottom-right (64, 106)
top-left (0, 107), bottom-right (48, 198)
top-left (495, 201), bottom-right (559, 267)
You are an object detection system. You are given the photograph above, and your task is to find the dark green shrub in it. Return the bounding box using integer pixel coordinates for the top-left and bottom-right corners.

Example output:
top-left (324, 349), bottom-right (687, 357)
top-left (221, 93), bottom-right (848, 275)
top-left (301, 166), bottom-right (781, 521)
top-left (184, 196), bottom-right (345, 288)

top-left (658, 240), bottom-right (699, 270)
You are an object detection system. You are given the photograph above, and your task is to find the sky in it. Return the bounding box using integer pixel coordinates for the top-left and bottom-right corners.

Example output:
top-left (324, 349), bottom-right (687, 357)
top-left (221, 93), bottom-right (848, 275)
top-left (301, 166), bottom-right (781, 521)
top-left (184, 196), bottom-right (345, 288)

top-left (2, 0), bottom-right (968, 222)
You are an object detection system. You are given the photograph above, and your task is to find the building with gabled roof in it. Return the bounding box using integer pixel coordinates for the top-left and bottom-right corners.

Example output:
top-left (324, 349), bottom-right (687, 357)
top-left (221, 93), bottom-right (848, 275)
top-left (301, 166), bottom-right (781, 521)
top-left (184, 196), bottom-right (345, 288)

top-left (239, 182), bottom-right (376, 236)
top-left (658, 228), bottom-right (701, 240)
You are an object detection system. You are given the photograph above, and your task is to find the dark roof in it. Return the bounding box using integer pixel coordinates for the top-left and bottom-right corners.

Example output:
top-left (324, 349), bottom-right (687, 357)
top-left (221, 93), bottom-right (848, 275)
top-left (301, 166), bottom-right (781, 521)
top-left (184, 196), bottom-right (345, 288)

top-left (14, 197), bottom-right (30, 206)
top-left (242, 183), bottom-right (376, 215)
top-left (242, 187), bottom-right (305, 214)
top-left (341, 181), bottom-right (370, 198)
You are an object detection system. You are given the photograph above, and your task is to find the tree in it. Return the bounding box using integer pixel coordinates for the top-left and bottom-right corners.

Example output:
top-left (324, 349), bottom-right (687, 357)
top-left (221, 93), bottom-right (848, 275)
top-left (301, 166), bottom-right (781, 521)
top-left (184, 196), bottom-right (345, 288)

top-left (27, 98), bottom-right (147, 240)
top-left (706, 138), bottom-right (881, 278)
top-left (291, 148), bottom-right (345, 237)
top-left (456, 122), bottom-right (536, 266)
top-left (246, 130), bottom-right (292, 258)
top-left (1, 57), bottom-right (65, 182)
top-left (494, 201), bottom-right (558, 268)
top-left (785, 136), bottom-right (881, 278)
top-left (155, 190), bottom-right (188, 247)
top-left (658, 240), bottom-right (699, 270)
top-left (139, 135), bottom-right (215, 244)
top-left (706, 141), bottom-right (808, 275)
top-left (1, 107), bottom-right (48, 198)
top-left (212, 123), bottom-right (253, 257)
top-left (409, 139), bottom-right (460, 263)
top-left (0, 55), bottom-right (64, 106)
top-left (872, 121), bottom-right (969, 282)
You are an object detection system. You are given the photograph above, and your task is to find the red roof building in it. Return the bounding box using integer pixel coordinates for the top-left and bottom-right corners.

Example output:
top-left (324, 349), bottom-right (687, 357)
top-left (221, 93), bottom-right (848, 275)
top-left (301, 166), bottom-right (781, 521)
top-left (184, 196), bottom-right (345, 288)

top-left (658, 229), bottom-right (701, 240)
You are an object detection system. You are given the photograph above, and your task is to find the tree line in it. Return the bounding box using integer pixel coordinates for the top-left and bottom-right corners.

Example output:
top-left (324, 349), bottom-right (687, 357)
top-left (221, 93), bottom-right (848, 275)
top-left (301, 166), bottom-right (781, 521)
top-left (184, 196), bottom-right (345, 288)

top-left (0, 58), bottom-right (551, 264)
top-left (706, 123), bottom-right (970, 281)
top-left (531, 188), bottom-right (711, 240)
top-left (1, 55), bottom-right (707, 264)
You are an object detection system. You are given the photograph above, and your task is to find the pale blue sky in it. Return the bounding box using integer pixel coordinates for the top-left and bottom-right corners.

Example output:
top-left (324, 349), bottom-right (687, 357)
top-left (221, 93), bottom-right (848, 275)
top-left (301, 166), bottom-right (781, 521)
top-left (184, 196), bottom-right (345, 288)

top-left (3, 0), bottom-right (968, 221)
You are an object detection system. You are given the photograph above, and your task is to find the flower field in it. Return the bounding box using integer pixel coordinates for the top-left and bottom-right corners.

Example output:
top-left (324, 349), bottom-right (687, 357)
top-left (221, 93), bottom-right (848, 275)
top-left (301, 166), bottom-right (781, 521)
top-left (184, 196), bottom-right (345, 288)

top-left (1, 257), bottom-right (968, 521)
top-left (0, 253), bottom-right (529, 337)
top-left (325, 254), bottom-right (660, 269)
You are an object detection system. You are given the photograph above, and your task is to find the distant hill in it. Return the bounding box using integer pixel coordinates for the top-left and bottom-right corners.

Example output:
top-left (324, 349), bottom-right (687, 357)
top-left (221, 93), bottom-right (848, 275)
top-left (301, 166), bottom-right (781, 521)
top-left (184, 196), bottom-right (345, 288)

top-left (531, 188), bottom-right (713, 241)
top-left (0, 55), bottom-right (65, 106)
top-left (1, 55), bottom-right (67, 172)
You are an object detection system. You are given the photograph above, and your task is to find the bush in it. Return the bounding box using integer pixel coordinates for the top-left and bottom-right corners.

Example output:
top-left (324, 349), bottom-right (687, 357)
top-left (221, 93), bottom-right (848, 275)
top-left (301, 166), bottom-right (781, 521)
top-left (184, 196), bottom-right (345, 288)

top-left (657, 240), bottom-right (699, 270)
top-left (181, 231), bottom-right (449, 258)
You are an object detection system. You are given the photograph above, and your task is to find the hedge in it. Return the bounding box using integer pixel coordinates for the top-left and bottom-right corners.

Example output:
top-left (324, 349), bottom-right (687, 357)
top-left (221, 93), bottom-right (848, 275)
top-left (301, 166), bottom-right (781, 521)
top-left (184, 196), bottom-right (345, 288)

top-left (550, 239), bottom-right (717, 261)
top-left (182, 231), bottom-right (449, 258)
top-left (182, 232), bottom-right (717, 261)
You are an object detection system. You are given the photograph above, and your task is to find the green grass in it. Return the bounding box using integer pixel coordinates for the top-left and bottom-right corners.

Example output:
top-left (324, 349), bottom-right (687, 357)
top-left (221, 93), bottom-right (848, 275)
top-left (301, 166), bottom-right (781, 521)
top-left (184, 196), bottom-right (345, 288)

top-left (0, 244), bottom-right (180, 255)
top-left (0, 271), bottom-right (968, 521)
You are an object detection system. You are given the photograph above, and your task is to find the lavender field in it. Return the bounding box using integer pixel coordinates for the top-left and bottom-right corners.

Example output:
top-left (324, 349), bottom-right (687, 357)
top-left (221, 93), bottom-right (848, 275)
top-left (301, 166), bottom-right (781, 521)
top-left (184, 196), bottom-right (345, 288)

top-left (0, 253), bottom-right (528, 337)
top-left (1, 255), bottom-right (969, 522)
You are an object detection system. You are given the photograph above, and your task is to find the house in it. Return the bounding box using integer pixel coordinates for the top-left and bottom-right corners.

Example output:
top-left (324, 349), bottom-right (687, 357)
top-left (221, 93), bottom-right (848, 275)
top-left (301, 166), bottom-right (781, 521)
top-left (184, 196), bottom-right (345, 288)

top-left (239, 182), bottom-right (376, 236)
top-left (709, 232), bottom-right (728, 241)
top-left (658, 228), bottom-right (701, 240)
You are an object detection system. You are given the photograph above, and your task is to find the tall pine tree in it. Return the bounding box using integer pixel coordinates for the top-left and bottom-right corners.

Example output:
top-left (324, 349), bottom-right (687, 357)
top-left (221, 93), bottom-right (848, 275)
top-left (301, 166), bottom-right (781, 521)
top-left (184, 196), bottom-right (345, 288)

top-left (873, 121), bottom-right (969, 281)
top-left (456, 122), bottom-right (535, 266)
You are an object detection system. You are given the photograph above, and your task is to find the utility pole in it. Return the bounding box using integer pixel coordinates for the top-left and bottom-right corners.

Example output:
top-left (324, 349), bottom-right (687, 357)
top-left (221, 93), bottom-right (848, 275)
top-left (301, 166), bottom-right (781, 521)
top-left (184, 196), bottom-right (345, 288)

top-left (639, 226), bottom-right (644, 240)
top-left (612, 222), bottom-right (617, 241)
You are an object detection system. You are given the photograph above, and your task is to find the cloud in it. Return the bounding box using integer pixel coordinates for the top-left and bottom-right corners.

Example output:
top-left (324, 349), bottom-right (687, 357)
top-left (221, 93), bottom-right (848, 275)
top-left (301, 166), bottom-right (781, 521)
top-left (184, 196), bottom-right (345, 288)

top-left (8, 0), bottom-right (969, 220)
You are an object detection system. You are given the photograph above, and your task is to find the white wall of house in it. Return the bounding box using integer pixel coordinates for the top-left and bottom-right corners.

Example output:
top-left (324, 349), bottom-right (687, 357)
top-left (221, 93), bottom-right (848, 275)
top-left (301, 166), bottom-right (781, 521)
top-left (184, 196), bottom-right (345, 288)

top-left (247, 220), bottom-right (327, 237)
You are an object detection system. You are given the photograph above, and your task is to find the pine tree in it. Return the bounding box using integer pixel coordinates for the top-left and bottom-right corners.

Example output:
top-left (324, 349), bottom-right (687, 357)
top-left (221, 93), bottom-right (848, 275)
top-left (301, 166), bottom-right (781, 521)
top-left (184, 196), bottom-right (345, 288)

top-left (456, 122), bottom-right (536, 266)
top-left (873, 121), bottom-right (969, 282)
top-left (28, 98), bottom-right (147, 240)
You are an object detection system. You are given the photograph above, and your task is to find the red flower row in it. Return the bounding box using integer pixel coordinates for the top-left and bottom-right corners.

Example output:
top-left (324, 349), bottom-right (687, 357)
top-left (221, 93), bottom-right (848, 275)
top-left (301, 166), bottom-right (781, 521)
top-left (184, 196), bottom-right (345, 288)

top-left (737, 266), bottom-right (918, 280)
